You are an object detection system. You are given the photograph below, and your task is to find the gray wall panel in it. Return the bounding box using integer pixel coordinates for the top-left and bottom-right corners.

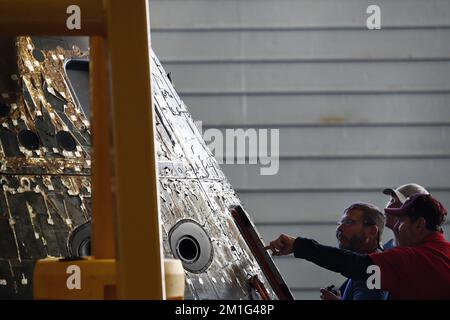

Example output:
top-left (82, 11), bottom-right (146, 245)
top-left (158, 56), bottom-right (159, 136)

top-left (205, 126), bottom-right (450, 158)
top-left (273, 257), bottom-right (347, 290)
top-left (149, 0), bottom-right (450, 29)
top-left (221, 159), bottom-right (450, 190)
top-left (153, 29), bottom-right (450, 62)
top-left (241, 191), bottom-right (450, 223)
top-left (163, 62), bottom-right (450, 94)
top-left (185, 94), bottom-right (450, 126)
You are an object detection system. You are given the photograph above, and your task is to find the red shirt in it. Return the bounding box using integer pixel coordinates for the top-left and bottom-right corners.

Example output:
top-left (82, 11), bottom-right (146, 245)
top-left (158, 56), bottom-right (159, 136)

top-left (369, 232), bottom-right (450, 299)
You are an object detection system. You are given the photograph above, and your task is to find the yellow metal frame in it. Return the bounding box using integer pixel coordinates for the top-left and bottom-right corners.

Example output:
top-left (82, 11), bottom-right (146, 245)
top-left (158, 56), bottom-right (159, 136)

top-left (0, 0), bottom-right (165, 299)
top-left (34, 258), bottom-right (117, 300)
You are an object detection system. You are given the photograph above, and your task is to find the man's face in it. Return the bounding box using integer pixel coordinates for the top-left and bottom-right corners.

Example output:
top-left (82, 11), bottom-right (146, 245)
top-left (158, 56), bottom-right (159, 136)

top-left (385, 196), bottom-right (402, 230)
top-left (393, 215), bottom-right (421, 247)
top-left (336, 209), bottom-right (368, 252)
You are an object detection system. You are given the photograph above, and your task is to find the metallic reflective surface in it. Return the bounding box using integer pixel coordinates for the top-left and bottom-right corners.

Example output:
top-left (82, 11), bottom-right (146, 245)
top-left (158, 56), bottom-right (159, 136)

top-left (0, 36), bottom-right (280, 300)
top-left (0, 37), bottom-right (90, 298)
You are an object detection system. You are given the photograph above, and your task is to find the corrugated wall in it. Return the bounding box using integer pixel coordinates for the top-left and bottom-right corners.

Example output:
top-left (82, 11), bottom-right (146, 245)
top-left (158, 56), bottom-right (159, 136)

top-left (148, 0), bottom-right (450, 299)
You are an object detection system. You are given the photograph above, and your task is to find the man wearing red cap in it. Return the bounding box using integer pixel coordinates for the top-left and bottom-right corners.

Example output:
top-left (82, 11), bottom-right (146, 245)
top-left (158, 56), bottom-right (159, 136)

top-left (382, 183), bottom-right (430, 249)
top-left (266, 194), bottom-right (450, 299)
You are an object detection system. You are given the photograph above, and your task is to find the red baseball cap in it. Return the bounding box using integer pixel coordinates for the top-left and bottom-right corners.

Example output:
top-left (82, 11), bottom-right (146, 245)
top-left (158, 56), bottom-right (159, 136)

top-left (384, 193), bottom-right (447, 227)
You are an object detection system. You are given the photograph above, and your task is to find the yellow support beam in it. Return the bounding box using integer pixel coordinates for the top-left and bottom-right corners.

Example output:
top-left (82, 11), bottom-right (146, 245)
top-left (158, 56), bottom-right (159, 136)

top-left (0, 0), bottom-right (167, 300)
top-left (34, 258), bottom-right (184, 300)
top-left (90, 36), bottom-right (116, 259)
top-left (34, 258), bottom-right (116, 300)
top-left (105, 0), bottom-right (165, 299)
top-left (0, 0), bottom-right (105, 36)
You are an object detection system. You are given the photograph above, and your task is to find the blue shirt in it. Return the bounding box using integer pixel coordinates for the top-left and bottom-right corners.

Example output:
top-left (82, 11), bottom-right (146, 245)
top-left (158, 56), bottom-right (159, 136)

top-left (340, 279), bottom-right (389, 300)
top-left (383, 239), bottom-right (396, 250)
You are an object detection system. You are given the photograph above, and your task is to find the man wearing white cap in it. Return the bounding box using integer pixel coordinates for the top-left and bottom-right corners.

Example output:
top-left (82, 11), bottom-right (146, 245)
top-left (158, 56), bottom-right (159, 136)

top-left (382, 183), bottom-right (429, 249)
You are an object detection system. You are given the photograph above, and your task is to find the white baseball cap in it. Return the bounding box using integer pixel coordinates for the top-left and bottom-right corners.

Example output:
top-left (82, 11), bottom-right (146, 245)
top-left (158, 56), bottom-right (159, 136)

top-left (383, 183), bottom-right (429, 204)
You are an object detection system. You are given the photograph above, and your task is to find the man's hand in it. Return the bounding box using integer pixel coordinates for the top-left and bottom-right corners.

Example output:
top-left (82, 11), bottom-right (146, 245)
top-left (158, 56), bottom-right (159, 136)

top-left (320, 287), bottom-right (340, 300)
top-left (264, 234), bottom-right (296, 256)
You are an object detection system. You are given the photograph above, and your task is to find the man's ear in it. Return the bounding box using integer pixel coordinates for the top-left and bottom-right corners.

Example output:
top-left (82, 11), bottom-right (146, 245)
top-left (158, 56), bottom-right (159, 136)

top-left (415, 217), bottom-right (427, 230)
top-left (366, 225), bottom-right (379, 240)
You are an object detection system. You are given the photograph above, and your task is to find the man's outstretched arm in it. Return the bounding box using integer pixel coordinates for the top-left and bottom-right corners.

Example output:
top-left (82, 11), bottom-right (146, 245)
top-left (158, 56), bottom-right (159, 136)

top-left (294, 237), bottom-right (374, 279)
top-left (266, 234), bottom-right (373, 280)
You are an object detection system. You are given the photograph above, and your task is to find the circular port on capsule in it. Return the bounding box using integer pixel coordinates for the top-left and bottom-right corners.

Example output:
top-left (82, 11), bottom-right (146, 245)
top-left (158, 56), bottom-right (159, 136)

top-left (18, 129), bottom-right (40, 150)
top-left (56, 131), bottom-right (77, 151)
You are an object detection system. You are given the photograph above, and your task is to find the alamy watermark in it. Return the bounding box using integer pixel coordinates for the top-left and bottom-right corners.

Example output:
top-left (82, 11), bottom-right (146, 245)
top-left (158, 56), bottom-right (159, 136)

top-left (66, 265), bottom-right (81, 290)
top-left (366, 265), bottom-right (381, 290)
top-left (196, 121), bottom-right (280, 176)
top-left (66, 5), bottom-right (81, 30)
top-left (366, 5), bottom-right (381, 30)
